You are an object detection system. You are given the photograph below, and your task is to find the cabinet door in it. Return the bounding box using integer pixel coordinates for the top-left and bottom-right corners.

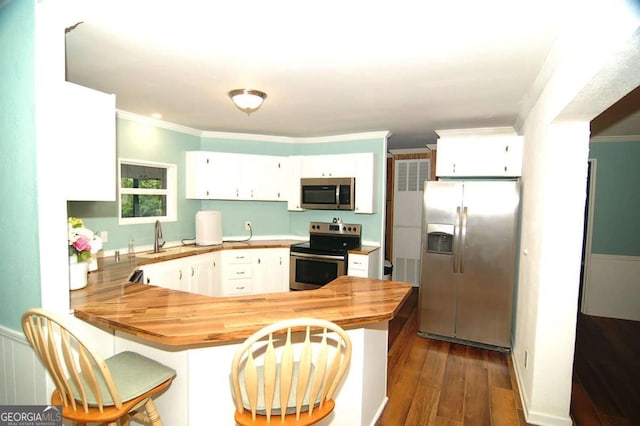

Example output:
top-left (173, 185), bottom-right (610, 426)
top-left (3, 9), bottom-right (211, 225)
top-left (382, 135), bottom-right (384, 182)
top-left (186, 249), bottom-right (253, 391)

top-left (63, 82), bottom-right (116, 201)
top-left (242, 155), bottom-right (287, 201)
top-left (254, 248), bottom-right (289, 294)
top-left (348, 254), bottom-right (369, 278)
top-left (354, 152), bottom-right (376, 214)
top-left (435, 135), bottom-right (523, 177)
top-left (209, 152), bottom-right (242, 199)
top-left (188, 253), bottom-right (219, 297)
top-left (348, 251), bottom-right (380, 278)
top-left (142, 258), bottom-right (186, 291)
top-left (287, 156), bottom-right (304, 211)
top-left (301, 154), bottom-right (355, 178)
top-left (186, 152), bottom-right (214, 199)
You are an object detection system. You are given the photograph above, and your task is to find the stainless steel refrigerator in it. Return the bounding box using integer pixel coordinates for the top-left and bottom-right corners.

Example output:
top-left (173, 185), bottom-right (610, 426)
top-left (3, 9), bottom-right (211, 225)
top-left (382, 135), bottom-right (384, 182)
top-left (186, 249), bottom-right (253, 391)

top-left (418, 180), bottom-right (520, 349)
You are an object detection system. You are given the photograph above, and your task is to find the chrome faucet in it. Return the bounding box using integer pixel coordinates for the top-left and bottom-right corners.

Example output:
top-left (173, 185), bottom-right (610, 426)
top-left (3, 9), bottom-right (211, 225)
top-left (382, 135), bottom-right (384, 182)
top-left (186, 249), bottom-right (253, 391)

top-left (153, 220), bottom-right (165, 253)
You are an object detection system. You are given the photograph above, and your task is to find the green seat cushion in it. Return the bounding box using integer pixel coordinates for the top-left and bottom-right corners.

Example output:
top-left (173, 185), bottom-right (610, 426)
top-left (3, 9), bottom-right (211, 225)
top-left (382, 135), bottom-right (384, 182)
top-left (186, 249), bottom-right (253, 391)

top-left (71, 351), bottom-right (176, 407)
top-left (235, 362), bottom-right (321, 415)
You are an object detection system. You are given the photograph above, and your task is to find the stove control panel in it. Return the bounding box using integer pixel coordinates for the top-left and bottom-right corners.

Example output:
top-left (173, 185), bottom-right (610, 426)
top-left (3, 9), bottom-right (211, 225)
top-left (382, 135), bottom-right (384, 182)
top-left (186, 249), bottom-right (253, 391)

top-left (309, 221), bottom-right (361, 236)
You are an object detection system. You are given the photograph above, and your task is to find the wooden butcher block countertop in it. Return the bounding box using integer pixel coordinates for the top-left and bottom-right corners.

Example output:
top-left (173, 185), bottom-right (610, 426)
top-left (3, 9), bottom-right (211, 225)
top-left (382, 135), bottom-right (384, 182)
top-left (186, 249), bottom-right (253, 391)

top-left (71, 242), bottom-right (408, 349)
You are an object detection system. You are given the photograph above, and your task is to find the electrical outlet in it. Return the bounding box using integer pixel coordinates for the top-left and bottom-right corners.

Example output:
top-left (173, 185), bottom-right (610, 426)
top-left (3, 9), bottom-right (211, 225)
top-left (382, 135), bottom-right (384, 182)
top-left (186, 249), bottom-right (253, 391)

top-left (99, 231), bottom-right (108, 243)
top-left (244, 221), bottom-right (252, 231)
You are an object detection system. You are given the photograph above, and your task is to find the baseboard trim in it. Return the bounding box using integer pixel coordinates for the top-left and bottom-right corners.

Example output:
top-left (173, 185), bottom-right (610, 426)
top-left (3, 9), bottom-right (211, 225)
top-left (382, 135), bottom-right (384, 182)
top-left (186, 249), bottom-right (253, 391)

top-left (510, 352), bottom-right (572, 426)
top-left (369, 396), bottom-right (388, 426)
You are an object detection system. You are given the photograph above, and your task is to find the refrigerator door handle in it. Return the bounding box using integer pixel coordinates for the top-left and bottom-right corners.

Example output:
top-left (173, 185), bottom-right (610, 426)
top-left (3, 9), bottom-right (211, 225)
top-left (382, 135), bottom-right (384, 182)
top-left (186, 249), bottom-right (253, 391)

top-left (453, 206), bottom-right (461, 273)
top-left (460, 206), bottom-right (468, 273)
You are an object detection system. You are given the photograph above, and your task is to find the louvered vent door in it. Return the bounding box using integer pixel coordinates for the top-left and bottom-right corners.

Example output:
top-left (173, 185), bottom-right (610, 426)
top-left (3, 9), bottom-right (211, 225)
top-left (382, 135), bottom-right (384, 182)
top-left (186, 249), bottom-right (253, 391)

top-left (392, 159), bottom-right (430, 286)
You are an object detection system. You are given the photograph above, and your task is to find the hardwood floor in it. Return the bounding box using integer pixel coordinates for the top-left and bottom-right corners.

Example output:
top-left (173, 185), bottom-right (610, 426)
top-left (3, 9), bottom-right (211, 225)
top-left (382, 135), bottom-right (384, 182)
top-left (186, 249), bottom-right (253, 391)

top-left (378, 288), bottom-right (640, 426)
top-left (377, 288), bottom-right (530, 426)
top-left (571, 313), bottom-right (640, 426)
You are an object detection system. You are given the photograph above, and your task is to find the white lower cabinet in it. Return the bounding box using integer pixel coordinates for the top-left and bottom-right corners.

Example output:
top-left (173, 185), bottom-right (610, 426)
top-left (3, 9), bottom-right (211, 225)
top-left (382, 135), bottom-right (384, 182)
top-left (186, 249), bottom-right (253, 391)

top-left (220, 250), bottom-right (253, 296)
top-left (140, 253), bottom-right (221, 296)
top-left (219, 248), bottom-right (290, 296)
top-left (253, 248), bottom-right (290, 294)
top-left (141, 249), bottom-right (290, 297)
top-left (348, 250), bottom-right (380, 279)
top-left (188, 252), bottom-right (221, 296)
top-left (141, 257), bottom-right (187, 291)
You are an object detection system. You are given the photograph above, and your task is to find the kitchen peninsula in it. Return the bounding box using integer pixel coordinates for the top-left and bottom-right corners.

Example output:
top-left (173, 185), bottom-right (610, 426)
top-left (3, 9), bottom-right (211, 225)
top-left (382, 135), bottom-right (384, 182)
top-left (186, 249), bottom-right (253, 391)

top-left (71, 245), bottom-right (411, 425)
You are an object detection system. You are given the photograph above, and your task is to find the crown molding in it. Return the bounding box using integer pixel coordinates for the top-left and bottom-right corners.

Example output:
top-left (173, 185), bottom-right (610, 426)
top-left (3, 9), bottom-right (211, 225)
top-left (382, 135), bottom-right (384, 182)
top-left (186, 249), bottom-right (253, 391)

top-left (117, 110), bottom-right (391, 143)
top-left (200, 131), bottom-right (294, 143)
top-left (201, 130), bottom-right (392, 143)
top-left (590, 135), bottom-right (640, 143)
top-left (116, 110), bottom-right (203, 136)
top-left (388, 147), bottom-right (433, 155)
top-left (294, 131), bottom-right (392, 143)
top-left (435, 127), bottom-right (518, 138)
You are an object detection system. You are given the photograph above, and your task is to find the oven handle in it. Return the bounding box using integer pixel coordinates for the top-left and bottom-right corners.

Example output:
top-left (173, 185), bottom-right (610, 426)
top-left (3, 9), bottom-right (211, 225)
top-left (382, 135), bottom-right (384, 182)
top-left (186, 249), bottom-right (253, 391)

top-left (290, 252), bottom-right (345, 261)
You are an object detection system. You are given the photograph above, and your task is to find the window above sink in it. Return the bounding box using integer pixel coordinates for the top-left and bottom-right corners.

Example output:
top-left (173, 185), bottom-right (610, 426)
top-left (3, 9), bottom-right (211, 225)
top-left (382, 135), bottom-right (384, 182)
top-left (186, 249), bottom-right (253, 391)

top-left (118, 158), bottom-right (177, 225)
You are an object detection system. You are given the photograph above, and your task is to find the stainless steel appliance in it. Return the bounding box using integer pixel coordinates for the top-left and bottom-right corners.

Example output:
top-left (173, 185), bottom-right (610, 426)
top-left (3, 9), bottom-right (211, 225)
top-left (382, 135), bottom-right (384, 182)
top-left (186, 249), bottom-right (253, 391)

top-left (290, 221), bottom-right (361, 290)
top-left (418, 180), bottom-right (520, 350)
top-left (300, 177), bottom-right (355, 210)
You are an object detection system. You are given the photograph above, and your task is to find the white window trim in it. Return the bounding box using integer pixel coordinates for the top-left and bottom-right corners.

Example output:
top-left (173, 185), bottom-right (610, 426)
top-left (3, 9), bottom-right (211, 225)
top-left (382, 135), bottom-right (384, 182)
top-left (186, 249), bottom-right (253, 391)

top-left (118, 158), bottom-right (177, 225)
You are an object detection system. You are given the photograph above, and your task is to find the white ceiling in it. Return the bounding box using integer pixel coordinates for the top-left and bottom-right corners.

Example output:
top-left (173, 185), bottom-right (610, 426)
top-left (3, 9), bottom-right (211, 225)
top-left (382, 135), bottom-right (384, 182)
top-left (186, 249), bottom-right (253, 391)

top-left (63, 0), bottom-right (638, 149)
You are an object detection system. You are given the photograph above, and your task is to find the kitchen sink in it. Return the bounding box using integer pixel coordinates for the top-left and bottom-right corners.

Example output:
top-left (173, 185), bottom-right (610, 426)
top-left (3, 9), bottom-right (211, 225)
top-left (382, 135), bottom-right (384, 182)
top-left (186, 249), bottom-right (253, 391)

top-left (136, 245), bottom-right (196, 259)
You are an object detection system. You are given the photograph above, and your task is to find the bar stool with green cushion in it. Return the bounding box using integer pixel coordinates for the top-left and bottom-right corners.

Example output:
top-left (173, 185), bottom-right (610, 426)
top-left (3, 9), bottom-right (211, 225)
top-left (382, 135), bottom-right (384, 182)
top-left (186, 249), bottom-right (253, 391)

top-left (230, 317), bottom-right (352, 426)
top-left (21, 308), bottom-right (176, 426)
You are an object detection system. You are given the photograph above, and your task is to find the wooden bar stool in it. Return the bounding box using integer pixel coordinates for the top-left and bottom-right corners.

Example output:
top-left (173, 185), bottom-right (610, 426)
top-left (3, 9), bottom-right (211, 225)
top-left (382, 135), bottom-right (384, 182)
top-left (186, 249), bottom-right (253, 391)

top-left (230, 318), bottom-right (352, 425)
top-left (21, 308), bottom-right (176, 426)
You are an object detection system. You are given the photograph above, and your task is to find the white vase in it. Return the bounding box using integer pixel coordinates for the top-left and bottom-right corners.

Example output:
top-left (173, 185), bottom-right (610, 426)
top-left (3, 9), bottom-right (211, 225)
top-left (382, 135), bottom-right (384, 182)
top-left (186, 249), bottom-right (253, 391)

top-left (87, 254), bottom-right (98, 272)
top-left (69, 260), bottom-right (88, 290)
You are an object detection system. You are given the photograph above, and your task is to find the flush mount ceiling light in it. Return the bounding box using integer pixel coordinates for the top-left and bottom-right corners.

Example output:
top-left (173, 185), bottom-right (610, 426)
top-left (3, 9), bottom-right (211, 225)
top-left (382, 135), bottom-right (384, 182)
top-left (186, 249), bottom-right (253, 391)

top-left (228, 89), bottom-right (267, 114)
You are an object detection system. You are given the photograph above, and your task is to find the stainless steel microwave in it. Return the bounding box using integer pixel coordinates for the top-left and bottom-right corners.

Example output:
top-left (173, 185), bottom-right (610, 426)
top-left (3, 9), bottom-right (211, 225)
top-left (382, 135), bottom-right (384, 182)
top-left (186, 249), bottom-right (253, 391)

top-left (300, 177), bottom-right (355, 210)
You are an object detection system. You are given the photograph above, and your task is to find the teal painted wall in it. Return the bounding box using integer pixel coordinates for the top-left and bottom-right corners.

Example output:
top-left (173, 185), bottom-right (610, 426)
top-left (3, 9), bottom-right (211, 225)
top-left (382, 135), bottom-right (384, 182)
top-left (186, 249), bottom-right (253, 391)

top-left (0, 0), bottom-right (41, 330)
top-left (68, 118), bottom-right (201, 250)
top-left (589, 140), bottom-right (640, 256)
top-left (69, 119), bottom-right (386, 250)
top-left (288, 139), bottom-right (386, 242)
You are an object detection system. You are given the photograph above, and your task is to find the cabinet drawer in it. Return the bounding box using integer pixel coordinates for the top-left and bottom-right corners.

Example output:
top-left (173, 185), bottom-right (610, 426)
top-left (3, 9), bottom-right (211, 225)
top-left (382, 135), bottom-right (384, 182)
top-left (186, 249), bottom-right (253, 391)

top-left (225, 264), bottom-right (253, 280)
top-left (222, 279), bottom-right (252, 296)
top-left (348, 258), bottom-right (368, 270)
top-left (223, 253), bottom-right (252, 264)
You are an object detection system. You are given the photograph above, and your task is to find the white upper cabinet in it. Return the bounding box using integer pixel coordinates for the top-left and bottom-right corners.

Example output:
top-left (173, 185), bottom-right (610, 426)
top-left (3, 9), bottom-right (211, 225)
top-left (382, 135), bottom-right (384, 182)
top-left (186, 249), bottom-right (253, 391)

top-left (300, 154), bottom-right (354, 178)
top-left (186, 151), bottom-right (376, 212)
top-left (298, 153), bottom-right (377, 214)
top-left (354, 152), bottom-right (377, 214)
top-left (287, 156), bottom-right (304, 211)
top-left (186, 151), bottom-right (288, 201)
top-left (63, 82), bottom-right (116, 201)
top-left (185, 151), bottom-right (215, 198)
top-left (435, 128), bottom-right (523, 177)
top-left (241, 154), bottom-right (287, 201)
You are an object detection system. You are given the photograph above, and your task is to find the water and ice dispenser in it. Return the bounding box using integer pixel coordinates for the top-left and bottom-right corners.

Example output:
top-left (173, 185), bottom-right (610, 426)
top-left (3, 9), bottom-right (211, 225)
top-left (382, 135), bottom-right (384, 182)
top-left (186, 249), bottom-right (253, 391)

top-left (426, 224), bottom-right (454, 254)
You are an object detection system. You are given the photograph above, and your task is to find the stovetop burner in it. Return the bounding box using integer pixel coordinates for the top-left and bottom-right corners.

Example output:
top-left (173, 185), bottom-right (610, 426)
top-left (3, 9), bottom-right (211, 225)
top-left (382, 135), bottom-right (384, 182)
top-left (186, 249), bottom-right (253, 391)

top-left (290, 222), bottom-right (362, 256)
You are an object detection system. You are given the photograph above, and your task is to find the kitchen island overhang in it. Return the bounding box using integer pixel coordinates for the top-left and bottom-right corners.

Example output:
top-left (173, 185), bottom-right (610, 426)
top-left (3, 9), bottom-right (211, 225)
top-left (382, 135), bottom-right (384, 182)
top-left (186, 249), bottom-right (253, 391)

top-left (72, 275), bottom-right (411, 348)
top-left (70, 275), bottom-right (412, 425)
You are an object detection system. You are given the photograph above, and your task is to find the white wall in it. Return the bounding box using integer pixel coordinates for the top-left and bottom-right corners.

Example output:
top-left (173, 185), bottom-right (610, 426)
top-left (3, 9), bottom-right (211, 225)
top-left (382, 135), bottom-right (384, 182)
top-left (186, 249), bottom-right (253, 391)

top-left (513, 1), bottom-right (640, 424)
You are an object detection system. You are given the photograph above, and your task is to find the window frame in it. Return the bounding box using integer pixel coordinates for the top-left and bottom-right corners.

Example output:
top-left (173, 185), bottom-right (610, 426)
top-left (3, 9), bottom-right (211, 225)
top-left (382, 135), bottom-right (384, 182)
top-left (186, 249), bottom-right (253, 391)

top-left (118, 158), bottom-right (177, 225)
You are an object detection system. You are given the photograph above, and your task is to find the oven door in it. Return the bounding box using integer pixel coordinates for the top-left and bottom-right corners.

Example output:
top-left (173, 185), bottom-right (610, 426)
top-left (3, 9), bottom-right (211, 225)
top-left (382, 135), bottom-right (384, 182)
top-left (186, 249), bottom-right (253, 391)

top-left (290, 252), bottom-right (346, 290)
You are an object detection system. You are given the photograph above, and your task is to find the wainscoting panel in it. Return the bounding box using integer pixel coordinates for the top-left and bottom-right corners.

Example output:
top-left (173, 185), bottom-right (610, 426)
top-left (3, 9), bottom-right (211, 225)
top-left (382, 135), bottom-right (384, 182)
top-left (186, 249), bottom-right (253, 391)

top-left (584, 254), bottom-right (640, 321)
top-left (0, 325), bottom-right (47, 405)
